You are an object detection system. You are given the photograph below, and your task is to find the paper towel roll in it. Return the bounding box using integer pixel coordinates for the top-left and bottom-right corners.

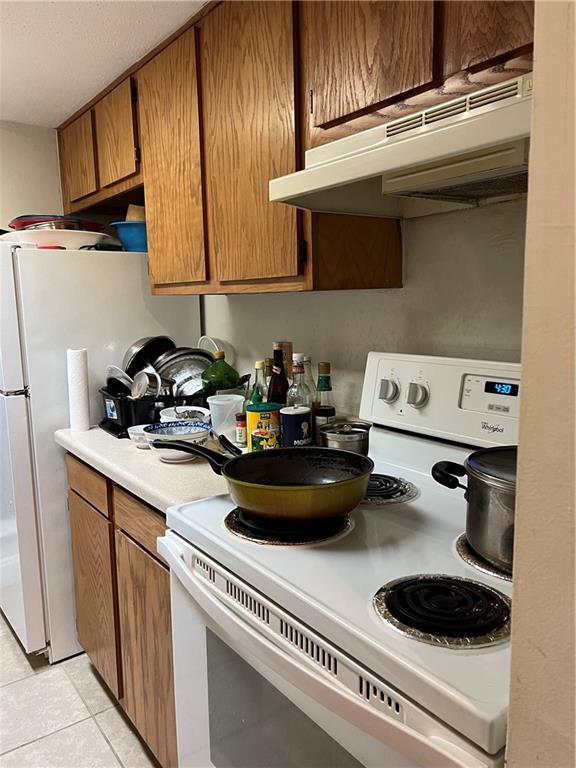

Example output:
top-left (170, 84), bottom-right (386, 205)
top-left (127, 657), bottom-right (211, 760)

top-left (67, 348), bottom-right (90, 431)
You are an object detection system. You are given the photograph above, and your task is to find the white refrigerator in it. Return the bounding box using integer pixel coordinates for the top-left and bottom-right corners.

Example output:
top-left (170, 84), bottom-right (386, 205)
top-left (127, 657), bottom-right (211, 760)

top-left (0, 244), bottom-right (200, 661)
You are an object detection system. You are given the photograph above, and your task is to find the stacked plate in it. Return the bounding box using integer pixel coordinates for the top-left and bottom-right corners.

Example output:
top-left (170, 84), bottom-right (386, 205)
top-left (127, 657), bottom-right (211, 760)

top-left (2, 215), bottom-right (110, 248)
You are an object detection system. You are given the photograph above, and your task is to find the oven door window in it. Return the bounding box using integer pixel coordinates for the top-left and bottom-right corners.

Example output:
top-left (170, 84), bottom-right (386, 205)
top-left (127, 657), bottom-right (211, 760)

top-left (207, 630), bottom-right (362, 768)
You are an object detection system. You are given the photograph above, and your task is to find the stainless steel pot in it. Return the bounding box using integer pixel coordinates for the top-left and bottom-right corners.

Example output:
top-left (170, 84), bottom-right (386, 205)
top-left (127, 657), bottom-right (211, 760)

top-left (319, 420), bottom-right (372, 455)
top-left (432, 446), bottom-right (517, 574)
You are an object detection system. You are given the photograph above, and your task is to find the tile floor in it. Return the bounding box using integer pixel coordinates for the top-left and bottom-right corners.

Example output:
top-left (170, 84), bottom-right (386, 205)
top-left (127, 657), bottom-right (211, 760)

top-left (0, 612), bottom-right (157, 767)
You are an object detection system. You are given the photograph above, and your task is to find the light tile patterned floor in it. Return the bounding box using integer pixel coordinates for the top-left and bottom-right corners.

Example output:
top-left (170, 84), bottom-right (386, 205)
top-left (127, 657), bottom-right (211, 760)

top-left (0, 612), bottom-right (156, 767)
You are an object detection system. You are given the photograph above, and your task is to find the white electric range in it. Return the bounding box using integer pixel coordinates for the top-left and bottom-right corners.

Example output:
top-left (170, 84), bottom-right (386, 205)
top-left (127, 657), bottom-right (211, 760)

top-left (159, 353), bottom-right (521, 768)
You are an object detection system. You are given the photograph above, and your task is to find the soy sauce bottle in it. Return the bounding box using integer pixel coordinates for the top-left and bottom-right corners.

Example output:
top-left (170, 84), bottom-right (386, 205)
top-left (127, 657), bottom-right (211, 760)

top-left (267, 344), bottom-right (289, 405)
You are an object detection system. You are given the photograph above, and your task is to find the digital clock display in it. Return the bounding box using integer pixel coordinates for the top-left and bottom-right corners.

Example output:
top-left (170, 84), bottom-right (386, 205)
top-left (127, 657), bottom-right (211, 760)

top-left (484, 381), bottom-right (519, 396)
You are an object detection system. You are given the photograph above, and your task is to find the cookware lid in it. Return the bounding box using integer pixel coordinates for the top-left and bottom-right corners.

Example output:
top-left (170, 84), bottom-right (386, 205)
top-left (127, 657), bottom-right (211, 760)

top-left (320, 421), bottom-right (372, 439)
top-left (246, 402), bottom-right (282, 413)
top-left (122, 336), bottom-right (176, 377)
top-left (466, 446), bottom-right (517, 488)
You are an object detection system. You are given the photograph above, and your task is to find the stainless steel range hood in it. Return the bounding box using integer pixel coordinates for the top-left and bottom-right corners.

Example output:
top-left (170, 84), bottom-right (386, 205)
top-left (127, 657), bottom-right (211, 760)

top-left (270, 74), bottom-right (533, 218)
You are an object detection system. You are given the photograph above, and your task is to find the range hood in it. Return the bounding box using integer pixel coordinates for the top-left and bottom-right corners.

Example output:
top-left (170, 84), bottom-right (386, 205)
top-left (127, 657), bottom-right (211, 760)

top-left (270, 74), bottom-right (533, 218)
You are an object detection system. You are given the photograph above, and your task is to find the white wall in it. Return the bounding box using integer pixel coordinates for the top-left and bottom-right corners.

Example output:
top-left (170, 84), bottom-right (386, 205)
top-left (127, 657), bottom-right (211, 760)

top-left (204, 199), bottom-right (526, 414)
top-left (0, 121), bottom-right (63, 229)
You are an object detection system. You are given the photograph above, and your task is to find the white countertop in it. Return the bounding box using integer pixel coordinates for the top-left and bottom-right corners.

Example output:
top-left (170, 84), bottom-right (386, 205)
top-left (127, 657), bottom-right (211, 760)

top-left (54, 427), bottom-right (228, 513)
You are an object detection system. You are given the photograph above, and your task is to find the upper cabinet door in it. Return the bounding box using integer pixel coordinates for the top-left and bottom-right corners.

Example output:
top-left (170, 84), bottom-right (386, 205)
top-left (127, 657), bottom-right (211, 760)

top-left (200, 1), bottom-right (299, 282)
top-left (303, 1), bottom-right (434, 127)
top-left (58, 112), bottom-right (97, 202)
top-left (137, 30), bottom-right (206, 286)
top-left (442, 1), bottom-right (534, 77)
top-left (94, 79), bottom-right (138, 187)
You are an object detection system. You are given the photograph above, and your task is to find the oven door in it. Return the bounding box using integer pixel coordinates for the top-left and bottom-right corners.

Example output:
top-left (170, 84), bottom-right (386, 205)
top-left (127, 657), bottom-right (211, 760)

top-left (159, 533), bottom-right (502, 768)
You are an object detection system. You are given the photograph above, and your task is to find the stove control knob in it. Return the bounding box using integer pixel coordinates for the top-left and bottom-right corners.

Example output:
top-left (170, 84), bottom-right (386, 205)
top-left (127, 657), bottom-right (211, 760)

top-left (407, 382), bottom-right (429, 409)
top-left (379, 378), bottom-right (400, 403)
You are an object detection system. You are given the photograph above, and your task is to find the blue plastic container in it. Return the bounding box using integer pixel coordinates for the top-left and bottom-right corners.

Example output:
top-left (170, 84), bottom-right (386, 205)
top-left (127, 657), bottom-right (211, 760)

top-left (111, 221), bottom-right (147, 252)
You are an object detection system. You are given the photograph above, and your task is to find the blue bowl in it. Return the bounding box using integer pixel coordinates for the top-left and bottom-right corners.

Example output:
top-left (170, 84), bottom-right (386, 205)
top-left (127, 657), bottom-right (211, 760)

top-left (111, 221), bottom-right (147, 252)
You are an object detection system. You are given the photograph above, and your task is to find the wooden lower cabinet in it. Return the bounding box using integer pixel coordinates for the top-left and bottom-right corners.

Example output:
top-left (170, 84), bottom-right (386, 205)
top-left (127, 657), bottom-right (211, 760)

top-left (66, 460), bottom-right (178, 767)
top-left (116, 530), bottom-right (178, 768)
top-left (66, 455), bottom-right (109, 517)
top-left (68, 490), bottom-right (121, 698)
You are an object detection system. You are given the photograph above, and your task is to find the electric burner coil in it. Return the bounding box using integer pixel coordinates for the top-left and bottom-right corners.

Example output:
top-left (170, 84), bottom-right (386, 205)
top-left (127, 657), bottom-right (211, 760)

top-left (224, 508), bottom-right (352, 546)
top-left (374, 574), bottom-right (511, 648)
top-left (363, 474), bottom-right (419, 504)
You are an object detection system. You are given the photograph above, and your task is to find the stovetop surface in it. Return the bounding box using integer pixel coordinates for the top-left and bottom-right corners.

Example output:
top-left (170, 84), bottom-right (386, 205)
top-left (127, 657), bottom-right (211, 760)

top-left (167, 428), bottom-right (512, 752)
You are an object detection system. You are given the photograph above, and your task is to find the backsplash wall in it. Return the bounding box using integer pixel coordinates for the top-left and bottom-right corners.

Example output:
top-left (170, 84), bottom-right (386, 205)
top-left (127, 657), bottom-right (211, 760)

top-left (203, 200), bottom-right (526, 415)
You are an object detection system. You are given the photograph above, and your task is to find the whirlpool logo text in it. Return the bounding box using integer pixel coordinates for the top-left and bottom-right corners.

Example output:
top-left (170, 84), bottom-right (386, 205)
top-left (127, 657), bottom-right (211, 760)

top-left (481, 421), bottom-right (505, 434)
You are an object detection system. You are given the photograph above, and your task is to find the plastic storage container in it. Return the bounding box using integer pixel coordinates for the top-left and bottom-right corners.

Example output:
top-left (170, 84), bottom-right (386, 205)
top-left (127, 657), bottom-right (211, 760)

top-left (207, 394), bottom-right (245, 440)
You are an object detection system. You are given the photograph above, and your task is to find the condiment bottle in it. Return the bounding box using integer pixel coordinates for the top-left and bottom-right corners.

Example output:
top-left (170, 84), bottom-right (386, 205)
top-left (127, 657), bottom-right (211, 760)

top-left (274, 340), bottom-right (293, 381)
top-left (267, 345), bottom-right (289, 405)
top-left (316, 361), bottom-right (335, 407)
top-left (314, 405), bottom-right (336, 445)
top-left (250, 360), bottom-right (267, 403)
top-left (201, 351), bottom-right (240, 397)
top-left (235, 412), bottom-right (247, 447)
top-left (302, 355), bottom-right (319, 406)
top-left (264, 358), bottom-right (273, 389)
top-left (287, 357), bottom-right (311, 407)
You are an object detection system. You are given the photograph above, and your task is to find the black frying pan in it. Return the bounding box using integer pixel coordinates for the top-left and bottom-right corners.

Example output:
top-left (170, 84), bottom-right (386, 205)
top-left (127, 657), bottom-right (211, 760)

top-left (152, 439), bottom-right (374, 521)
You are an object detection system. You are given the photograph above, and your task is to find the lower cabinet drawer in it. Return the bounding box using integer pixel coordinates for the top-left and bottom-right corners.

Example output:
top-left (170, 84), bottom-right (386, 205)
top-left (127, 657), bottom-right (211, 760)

top-left (68, 490), bottom-right (121, 698)
top-left (113, 485), bottom-right (167, 563)
top-left (116, 530), bottom-right (178, 768)
top-left (66, 454), bottom-right (109, 517)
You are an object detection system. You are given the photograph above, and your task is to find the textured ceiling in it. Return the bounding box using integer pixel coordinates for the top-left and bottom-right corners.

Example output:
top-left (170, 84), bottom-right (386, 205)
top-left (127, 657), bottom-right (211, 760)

top-left (0, 1), bottom-right (205, 127)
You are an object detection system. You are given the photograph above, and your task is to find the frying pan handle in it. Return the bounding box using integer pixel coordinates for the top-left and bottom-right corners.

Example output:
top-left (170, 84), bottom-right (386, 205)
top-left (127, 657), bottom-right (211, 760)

top-left (151, 440), bottom-right (228, 475)
top-left (431, 461), bottom-right (467, 492)
top-left (218, 433), bottom-right (243, 456)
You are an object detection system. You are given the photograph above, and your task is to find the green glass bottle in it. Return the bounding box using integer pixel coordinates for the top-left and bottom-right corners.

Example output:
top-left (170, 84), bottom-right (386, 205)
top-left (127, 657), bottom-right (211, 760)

top-left (316, 361), bottom-right (334, 407)
top-left (250, 360), bottom-right (267, 404)
top-left (201, 351), bottom-right (240, 397)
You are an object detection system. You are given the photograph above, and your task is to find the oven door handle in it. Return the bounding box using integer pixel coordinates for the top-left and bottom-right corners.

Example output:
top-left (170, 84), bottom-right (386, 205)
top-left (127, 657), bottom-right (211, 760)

top-left (159, 535), bottom-right (496, 768)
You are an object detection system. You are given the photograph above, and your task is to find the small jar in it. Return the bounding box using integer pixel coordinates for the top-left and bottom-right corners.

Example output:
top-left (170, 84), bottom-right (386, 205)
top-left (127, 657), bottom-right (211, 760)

top-left (235, 412), bottom-right (247, 447)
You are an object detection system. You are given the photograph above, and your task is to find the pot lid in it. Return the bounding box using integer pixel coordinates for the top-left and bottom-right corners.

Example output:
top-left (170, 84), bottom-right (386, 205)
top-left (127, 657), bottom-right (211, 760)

top-left (320, 421), bottom-right (372, 437)
top-left (465, 446), bottom-right (517, 487)
top-left (122, 336), bottom-right (176, 377)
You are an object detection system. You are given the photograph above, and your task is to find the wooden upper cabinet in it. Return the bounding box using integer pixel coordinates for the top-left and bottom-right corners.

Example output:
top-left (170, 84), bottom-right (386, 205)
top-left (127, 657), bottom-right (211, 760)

top-left (58, 112), bottom-right (97, 202)
top-left (441, 1), bottom-right (534, 77)
top-left (303, 1), bottom-right (434, 127)
top-left (200, 1), bottom-right (299, 282)
top-left (137, 29), bottom-right (206, 286)
top-left (94, 78), bottom-right (138, 187)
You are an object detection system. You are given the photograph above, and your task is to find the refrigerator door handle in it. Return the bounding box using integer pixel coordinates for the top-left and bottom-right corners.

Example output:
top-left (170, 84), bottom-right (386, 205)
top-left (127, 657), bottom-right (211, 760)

top-left (0, 387), bottom-right (29, 397)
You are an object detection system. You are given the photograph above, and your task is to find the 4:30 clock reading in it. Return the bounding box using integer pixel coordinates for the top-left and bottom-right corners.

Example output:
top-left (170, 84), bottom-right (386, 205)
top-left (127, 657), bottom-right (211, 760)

top-left (484, 381), bottom-right (519, 397)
